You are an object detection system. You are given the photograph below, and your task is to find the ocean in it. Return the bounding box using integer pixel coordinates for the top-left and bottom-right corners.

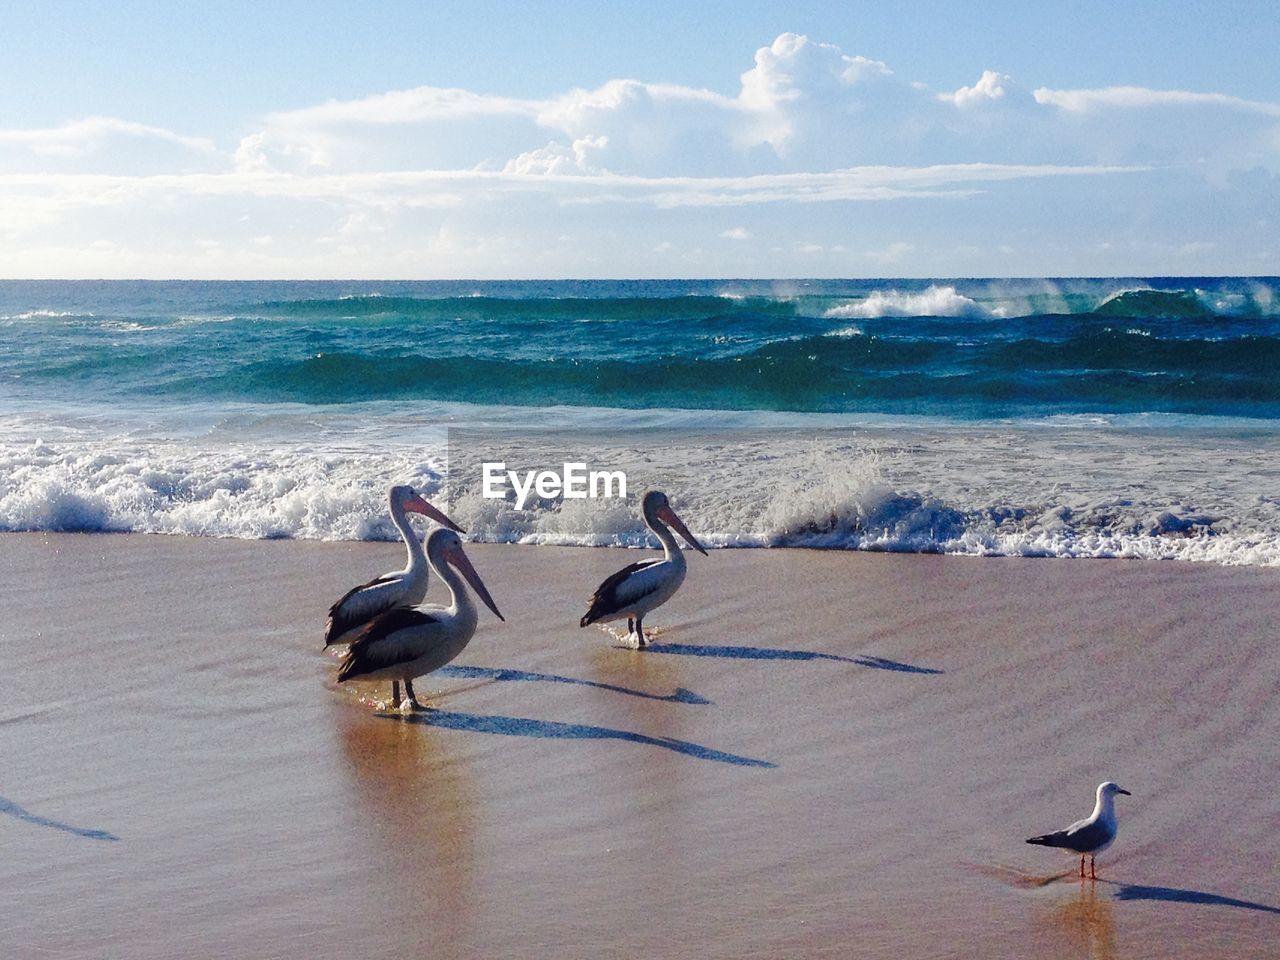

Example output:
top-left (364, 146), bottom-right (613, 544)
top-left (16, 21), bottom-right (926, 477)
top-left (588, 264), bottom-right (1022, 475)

top-left (2, 277), bottom-right (1278, 564)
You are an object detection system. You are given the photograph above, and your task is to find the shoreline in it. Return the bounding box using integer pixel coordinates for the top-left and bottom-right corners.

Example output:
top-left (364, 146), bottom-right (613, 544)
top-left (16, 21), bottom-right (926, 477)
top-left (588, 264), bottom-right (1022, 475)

top-left (4, 526), bottom-right (1278, 565)
top-left (1, 532), bottom-right (1276, 958)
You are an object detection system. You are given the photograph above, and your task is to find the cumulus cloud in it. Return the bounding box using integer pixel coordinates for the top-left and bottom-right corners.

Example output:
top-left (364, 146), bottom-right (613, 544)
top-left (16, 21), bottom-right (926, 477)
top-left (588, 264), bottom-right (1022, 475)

top-left (503, 136), bottom-right (609, 175)
top-left (943, 70), bottom-right (1009, 108)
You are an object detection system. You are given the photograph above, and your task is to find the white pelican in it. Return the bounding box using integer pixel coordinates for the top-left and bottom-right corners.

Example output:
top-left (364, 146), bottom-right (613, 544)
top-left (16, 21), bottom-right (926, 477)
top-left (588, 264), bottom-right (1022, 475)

top-left (337, 528), bottom-right (504, 710)
top-left (1027, 781), bottom-right (1132, 879)
top-left (580, 490), bottom-right (707, 647)
top-left (324, 484), bottom-right (462, 648)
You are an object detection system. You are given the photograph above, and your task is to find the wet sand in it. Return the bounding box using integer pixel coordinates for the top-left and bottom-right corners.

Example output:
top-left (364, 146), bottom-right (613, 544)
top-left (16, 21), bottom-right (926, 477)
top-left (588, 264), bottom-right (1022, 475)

top-left (1, 533), bottom-right (1277, 958)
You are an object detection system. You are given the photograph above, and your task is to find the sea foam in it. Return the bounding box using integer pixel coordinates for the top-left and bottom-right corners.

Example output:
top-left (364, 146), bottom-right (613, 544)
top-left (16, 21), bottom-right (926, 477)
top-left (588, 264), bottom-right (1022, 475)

top-left (3, 420), bottom-right (1279, 568)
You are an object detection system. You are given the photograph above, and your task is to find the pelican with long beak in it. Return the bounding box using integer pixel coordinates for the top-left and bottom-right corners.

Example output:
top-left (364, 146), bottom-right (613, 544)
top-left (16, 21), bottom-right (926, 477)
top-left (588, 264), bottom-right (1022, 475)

top-left (324, 484), bottom-right (463, 648)
top-left (1027, 781), bottom-right (1132, 880)
top-left (580, 490), bottom-right (707, 647)
top-left (337, 528), bottom-right (504, 710)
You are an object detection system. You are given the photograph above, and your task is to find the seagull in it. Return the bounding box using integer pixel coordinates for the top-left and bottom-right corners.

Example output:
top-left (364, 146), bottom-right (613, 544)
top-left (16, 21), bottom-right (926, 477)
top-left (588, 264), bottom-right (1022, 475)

top-left (337, 528), bottom-right (504, 710)
top-left (580, 490), bottom-right (707, 648)
top-left (324, 484), bottom-right (462, 648)
top-left (1027, 781), bottom-right (1132, 879)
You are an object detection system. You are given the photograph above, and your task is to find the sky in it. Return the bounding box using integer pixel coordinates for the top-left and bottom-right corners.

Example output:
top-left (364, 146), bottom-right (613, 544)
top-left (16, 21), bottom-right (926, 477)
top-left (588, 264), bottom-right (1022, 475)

top-left (2, 0), bottom-right (1278, 279)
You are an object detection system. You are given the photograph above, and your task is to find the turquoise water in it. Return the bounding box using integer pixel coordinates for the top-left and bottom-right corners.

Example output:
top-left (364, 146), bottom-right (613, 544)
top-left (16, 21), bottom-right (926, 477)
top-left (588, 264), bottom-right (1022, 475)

top-left (2, 277), bottom-right (1278, 418)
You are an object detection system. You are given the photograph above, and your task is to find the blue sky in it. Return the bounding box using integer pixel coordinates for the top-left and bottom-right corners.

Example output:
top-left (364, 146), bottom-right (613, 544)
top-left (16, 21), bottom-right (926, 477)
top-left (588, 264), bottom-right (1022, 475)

top-left (2, 1), bottom-right (1278, 278)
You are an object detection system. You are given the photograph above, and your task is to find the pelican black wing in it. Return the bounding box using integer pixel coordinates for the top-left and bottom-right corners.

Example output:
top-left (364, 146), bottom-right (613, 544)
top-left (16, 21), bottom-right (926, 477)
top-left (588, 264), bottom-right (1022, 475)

top-left (336, 607), bottom-right (441, 682)
top-left (323, 574), bottom-right (399, 646)
top-left (580, 559), bottom-right (663, 626)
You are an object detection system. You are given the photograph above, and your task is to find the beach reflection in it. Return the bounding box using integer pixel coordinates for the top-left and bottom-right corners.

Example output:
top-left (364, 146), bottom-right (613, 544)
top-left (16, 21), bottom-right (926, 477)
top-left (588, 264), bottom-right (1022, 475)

top-left (1043, 882), bottom-right (1118, 960)
top-left (337, 709), bottom-right (477, 945)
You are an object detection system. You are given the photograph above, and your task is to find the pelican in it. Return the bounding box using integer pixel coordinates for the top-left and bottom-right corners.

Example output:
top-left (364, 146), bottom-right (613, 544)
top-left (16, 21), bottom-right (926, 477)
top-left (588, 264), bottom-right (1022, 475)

top-left (1027, 781), bottom-right (1132, 879)
top-left (337, 528), bottom-right (504, 710)
top-left (580, 490), bottom-right (707, 647)
top-left (324, 484), bottom-right (462, 648)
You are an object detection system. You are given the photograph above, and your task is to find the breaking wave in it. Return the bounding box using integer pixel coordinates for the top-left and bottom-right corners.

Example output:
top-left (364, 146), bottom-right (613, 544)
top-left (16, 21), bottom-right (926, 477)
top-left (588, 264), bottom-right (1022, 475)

top-left (824, 285), bottom-right (996, 319)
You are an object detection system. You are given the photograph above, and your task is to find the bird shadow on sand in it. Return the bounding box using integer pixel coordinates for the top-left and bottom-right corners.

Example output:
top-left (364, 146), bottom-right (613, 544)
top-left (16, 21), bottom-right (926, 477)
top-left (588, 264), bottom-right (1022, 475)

top-left (380, 708), bottom-right (774, 768)
top-left (631, 641), bottom-right (942, 674)
top-left (978, 865), bottom-right (1280, 914)
top-left (1099, 879), bottom-right (1280, 914)
top-left (435, 664), bottom-right (711, 704)
top-left (0, 794), bottom-right (119, 842)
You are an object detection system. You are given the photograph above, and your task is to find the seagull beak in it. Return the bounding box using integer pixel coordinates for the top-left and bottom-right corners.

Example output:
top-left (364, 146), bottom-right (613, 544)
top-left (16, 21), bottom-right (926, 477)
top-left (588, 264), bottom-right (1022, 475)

top-left (406, 493), bottom-right (465, 533)
top-left (448, 546), bottom-right (504, 622)
top-left (658, 505), bottom-right (708, 555)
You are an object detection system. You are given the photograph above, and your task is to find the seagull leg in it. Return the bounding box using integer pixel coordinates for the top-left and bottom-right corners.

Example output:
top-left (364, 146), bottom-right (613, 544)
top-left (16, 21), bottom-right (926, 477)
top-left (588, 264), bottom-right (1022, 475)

top-left (405, 678), bottom-right (422, 711)
top-left (391, 680), bottom-right (401, 709)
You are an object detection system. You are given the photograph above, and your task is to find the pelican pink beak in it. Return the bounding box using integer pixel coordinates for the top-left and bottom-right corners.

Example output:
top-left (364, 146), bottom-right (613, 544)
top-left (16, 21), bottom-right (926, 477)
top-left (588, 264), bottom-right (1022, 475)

top-left (445, 544), bottom-right (504, 621)
top-left (406, 493), bottom-right (465, 534)
top-left (657, 504), bottom-right (708, 555)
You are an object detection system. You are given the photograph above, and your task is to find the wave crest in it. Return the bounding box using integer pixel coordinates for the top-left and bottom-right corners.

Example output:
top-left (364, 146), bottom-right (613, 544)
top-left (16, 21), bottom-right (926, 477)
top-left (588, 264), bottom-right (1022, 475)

top-left (825, 285), bottom-right (996, 319)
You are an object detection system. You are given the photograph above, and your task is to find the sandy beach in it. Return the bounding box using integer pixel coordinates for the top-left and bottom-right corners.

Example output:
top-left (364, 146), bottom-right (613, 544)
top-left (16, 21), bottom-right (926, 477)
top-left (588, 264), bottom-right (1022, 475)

top-left (1, 533), bottom-right (1277, 958)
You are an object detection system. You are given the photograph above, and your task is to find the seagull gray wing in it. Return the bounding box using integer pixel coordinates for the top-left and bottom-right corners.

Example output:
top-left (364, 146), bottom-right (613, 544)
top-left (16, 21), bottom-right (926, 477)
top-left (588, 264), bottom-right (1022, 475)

top-left (1027, 817), bottom-right (1113, 854)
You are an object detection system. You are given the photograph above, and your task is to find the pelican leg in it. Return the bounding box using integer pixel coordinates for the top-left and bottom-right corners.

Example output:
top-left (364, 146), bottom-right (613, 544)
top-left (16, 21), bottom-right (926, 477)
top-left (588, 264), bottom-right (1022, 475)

top-left (635, 615), bottom-right (647, 648)
top-left (391, 680), bottom-right (402, 709)
top-left (405, 678), bottom-right (422, 711)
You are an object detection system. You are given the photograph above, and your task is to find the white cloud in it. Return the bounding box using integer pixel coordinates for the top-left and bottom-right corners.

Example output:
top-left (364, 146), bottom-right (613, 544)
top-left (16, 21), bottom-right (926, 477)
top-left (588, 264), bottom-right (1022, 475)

top-left (0, 116), bottom-right (221, 176)
top-left (503, 135), bottom-right (608, 175)
top-left (943, 70), bottom-right (1008, 108)
top-left (1033, 86), bottom-right (1280, 116)
top-left (739, 32), bottom-right (892, 113)
top-left (232, 133), bottom-right (273, 173)
top-left (265, 85), bottom-right (540, 126)
top-left (0, 116), bottom-right (215, 155)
